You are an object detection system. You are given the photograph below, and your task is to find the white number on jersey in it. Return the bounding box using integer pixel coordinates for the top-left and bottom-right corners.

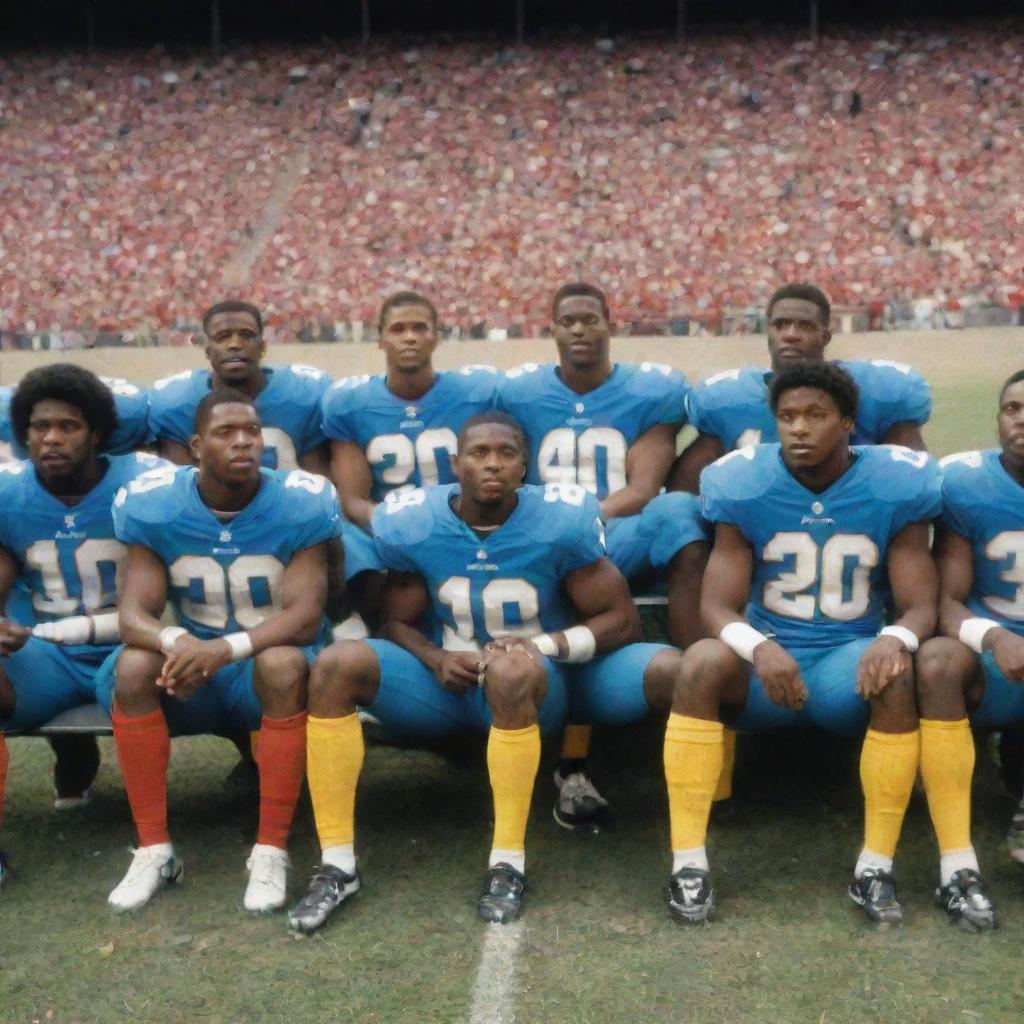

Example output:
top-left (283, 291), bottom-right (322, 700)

top-left (982, 531), bottom-right (1024, 620)
top-left (366, 428), bottom-right (457, 490)
top-left (98, 375), bottom-right (141, 397)
top-left (703, 368), bottom-right (742, 387)
top-left (736, 429), bottom-right (762, 449)
top-left (290, 363), bottom-right (325, 381)
top-left (284, 469), bottom-right (327, 495)
top-left (169, 554), bottom-right (284, 630)
top-left (939, 450), bottom-right (983, 470)
top-left (542, 481), bottom-right (587, 506)
top-left (869, 359), bottom-right (912, 375)
top-left (261, 427), bottom-right (299, 470)
top-left (383, 487), bottom-right (427, 515)
top-left (115, 465), bottom-right (177, 506)
top-left (537, 427), bottom-right (628, 495)
top-left (25, 538), bottom-right (125, 617)
top-left (762, 532), bottom-right (879, 621)
top-left (437, 576), bottom-right (541, 647)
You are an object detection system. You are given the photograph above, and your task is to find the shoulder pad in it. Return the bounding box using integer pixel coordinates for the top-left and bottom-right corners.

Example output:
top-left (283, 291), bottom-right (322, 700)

top-left (863, 445), bottom-right (941, 502)
top-left (113, 464), bottom-right (188, 521)
top-left (372, 486), bottom-right (441, 548)
top-left (700, 444), bottom-right (774, 503)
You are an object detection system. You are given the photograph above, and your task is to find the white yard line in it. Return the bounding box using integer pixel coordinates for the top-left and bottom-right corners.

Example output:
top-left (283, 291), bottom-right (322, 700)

top-left (468, 921), bottom-right (526, 1024)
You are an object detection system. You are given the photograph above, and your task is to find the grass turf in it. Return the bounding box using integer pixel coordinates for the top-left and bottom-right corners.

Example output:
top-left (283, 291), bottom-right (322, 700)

top-left (3, 355), bottom-right (1024, 1023)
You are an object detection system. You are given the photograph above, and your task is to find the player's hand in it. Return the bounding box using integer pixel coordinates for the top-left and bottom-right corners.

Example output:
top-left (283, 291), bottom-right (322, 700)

top-left (486, 635), bottom-right (546, 664)
top-left (32, 616), bottom-right (92, 645)
top-left (752, 640), bottom-right (808, 710)
top-left (0, 620), bottom-right (30, 656)
top-left (856, 635), bottom-right (911, 698)
top-left (433, 650), bottom-right (483, 696)
top-left (988, 628), bottom-right (1024, 684)
top-left (159, 636), bottom-right (233, 700)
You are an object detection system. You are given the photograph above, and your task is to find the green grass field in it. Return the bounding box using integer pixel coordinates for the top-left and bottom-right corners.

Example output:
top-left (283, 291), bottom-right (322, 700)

top-left (3, 344), bottom-right (1024, 1024)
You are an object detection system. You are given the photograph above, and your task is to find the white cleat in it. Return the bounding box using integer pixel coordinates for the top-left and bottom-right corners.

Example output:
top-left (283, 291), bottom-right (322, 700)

top-left (54, 787), bottom-right (91, 812)
top-left (108, 844), bottom-right (183, 912)
top-left (244, 844), bottom-right (290, 913)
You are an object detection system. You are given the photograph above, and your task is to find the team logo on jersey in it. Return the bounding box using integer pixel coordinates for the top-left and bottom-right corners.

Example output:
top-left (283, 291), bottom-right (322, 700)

top-left (811, 502), bottom-right (824, 515)
top-left (219, 529), bottom-right (232, 543)
top-left (64, 514), bottom-right (76, 528)
top-left (476, 549), bottom-right (487, 559)
top-left (405, 405), bottom-right (418, 418)
top-left (575, 402), bottom-right (585, 414)
top-left (801, 500), bottom-right (834, 526)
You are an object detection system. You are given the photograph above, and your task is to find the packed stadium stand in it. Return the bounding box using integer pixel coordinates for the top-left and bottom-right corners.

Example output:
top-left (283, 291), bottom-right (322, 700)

top-left (1, 24), bottom-right (1022, 343)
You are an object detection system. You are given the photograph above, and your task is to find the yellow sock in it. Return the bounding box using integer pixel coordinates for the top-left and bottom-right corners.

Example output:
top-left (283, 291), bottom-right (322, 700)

top-left (920, 718), bottom-right (975, 854)
top-left (713, 728), bottom-right (737, 802)
top-left (307, 713), bottom-right (364, 849)
top-left (860, 728), bottom-right (920, 859)
top-left (560, 724), bottom-right (591, 762)
top-left (488, 724), bottom-right (541, 852)
top-left (664, 713), bottom-right (724, 851)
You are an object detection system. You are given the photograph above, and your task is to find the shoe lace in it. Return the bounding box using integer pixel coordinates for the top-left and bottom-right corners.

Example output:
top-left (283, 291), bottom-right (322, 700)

top-left (120, 846), bottom-right (167, 885)
top-left (247, 849), bottom-right (287, 886)
top-left (559, 772), bottom-right (607, 806)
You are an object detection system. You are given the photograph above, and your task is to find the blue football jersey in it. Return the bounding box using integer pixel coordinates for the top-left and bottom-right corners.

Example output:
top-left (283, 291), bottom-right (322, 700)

top-left (112, 466), bottom-right (342, 640)
top-left (321, 366), bottom-right (499, 501)
top-left (372, 482), bottom-right (606, 648)
top-left (941, 449), bottom-right (1024, 634)
top-left (0, 377), bottom-right (151, 457)
top-left (701, 443), bottom-right (941, 648)
top-left (498, 362), bottom-right (689, 500)
top-left (686, 360), bottom-right (932, 450)
top-left (148, 364), bottom-right (331, 469)
top-left (0, 452), bottom-right (171, 658)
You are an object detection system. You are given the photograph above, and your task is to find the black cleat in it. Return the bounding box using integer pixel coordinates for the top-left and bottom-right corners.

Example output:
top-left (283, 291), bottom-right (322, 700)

top-left (478, 863), bottom-right (526, 924)
top-left (668, 867), bottom-right (715, 924)
top-left (848, 867), bottom-right (904, 924)
top-left (51, 734), bottom-right (101, 810)
top-left (552, 760), bottom-right (609, 834)
top-left (0, 848), bottom-right (9, 891)
top-left (936, 869), bottom-right (996, 932)
top-left (287, 864), bottom-right (360, 934)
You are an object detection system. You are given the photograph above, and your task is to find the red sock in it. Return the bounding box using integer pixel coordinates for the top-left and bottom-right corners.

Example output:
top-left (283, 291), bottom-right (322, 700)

top-left (0, 733), bottom-right (9, 833)
top-left (256, 712), bottom-right (307, 849)
top-left (112, 704), bottom-right (171, 847)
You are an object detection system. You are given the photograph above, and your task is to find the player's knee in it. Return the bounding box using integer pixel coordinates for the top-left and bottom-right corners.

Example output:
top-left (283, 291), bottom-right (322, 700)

top-left (915, 637), bottom-right (969, 709)
top-left (869, 669), bottom-right (918, 728)
top-left (642, 647), bottom-right (685, 713)
top-left (483, 651), bottom-right (545, 711)
top-left (674, 639), bottom-right (733, 705)
top-left (253, 646), bottom-right (308, 704)
top-left (113, 646), bottom-right (164, 704)
top-left (309, 640), bottom-right (379, 709)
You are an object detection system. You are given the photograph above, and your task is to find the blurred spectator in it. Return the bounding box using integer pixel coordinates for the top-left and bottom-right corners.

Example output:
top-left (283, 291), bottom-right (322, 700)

top-left (0, 29), bottom-right (1021, 338)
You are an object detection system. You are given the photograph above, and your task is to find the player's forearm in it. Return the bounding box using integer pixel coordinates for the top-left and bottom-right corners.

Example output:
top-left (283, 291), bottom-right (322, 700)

top-left (888, 599), bottom-right (937, 647)
top-left (600, 485), bottom-right (654, 521)
top-left (120, 604), bottom-right (171, 652)
top-left (342, 495), bottom-right (377, 530)
top-left (382, 618), bottom-right (445, 673)
top-left (574, 605), bottom-right (641, 653)
top-left (246, 601), bottom-right (324, 653)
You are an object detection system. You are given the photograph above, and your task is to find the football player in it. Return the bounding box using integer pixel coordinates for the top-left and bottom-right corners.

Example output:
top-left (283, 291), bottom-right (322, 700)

top-left (148, 300), bottom-right (331, 474)
top-left (912, 370), bottom-right (1024, 927)
top-left (287, 411), bottom-right (682, 933)
top-left (321, 291), bottom-right (499, 595)
top-left (665, 363), bottom-right (952, 925)
top-left (1, 375), bottom-right (151, 458)
top-left (98, 388), bottom-right (341, 913)
top-left (498, 282), bottom-right (699, 831)
top-left (0, 364), bottom-right (169, 888)
top-left (669, 283), bottom-right (931, 492)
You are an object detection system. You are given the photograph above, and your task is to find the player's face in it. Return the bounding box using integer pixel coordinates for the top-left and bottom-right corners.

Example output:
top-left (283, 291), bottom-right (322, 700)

top-left (204, 311), bottom-right (265, 385)
top-left (776, 387), bottom-right (852, 471)
top-left (767, 299), bottom-right (831, 370)
top-left (193, 402), bottom-right (264, 486)
top-left (378, 304), bottom-right (438, 374)
top-left (26, 399), bottom-right (100, 485)
top-left (553, 295), bottom-right (611, 371)
top-left (998, 381), bottom-right (1024, 467)
top-left (454, 423), bottom-right (526, 507)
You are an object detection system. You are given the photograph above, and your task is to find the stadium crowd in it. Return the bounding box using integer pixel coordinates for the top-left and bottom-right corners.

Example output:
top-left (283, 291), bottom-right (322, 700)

top-left (2, 25), bottom-right (1023, 342)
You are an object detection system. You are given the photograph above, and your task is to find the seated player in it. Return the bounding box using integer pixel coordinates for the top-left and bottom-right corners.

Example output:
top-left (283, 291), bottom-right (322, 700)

top-left (0, 365), bottom-right (168, 888)
top-left (149, 300), bottom-right (331, 474)
top-left (498, 281), bottom-right (696, 830)
top-left (98, 388), bottom-right (341, 913)
top-left (321, 291), bottom-right (499, 623)
top-left (669, 282), bottom-right (931, 492)
top-left (287, 411), bottom-right (680, 933)
top-left (665, 362), bottom-right (951, 926)
top-left (913, 370), bottom-right (1024, 927)
top-left (1, 375), bottom-right (151, 459)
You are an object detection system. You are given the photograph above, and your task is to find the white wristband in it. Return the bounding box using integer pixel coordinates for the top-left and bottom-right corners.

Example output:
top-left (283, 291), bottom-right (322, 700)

top-left (89, 611), bottom-right (121, 645)
top-left (159, 626), bottom-right (188, 654)
top-left (959, 617), bottom-right (1001, 654)
top-left (878, 625), bottom-right (920, 653)
top-left (720, 621), bottom-right (769, 663)
top-left (530, 633), bottom-right (559, 657)
top-left (223, 631), bottom-right (254, 662)
top-left (561, 625), bottom-right (597, 663)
